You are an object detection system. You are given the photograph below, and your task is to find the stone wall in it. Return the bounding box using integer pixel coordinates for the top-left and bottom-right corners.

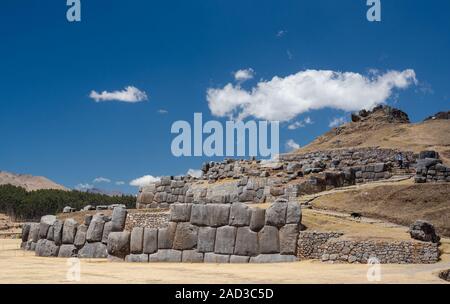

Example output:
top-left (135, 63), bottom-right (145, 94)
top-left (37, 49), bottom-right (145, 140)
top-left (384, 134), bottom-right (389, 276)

top-left (20, 207), bottom-right (128, 259)
top-left (108, 199), bottom-right (302, 263)
top-left (414, 151), bottom-right (450, 183)
top-left (297, 231), bottom-right (440, 264)
top-left (125, 211), bottom-right (169, 231)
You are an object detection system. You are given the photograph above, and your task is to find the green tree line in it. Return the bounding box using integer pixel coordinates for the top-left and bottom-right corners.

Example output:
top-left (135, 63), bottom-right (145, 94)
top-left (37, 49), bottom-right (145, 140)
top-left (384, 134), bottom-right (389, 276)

top-left (0, 184), bottom-right (136, 221)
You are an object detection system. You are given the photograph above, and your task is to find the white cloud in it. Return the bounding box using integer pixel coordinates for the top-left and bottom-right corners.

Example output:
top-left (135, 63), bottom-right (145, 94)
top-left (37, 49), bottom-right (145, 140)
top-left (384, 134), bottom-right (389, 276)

top-left (75, 183), bottom-right (93, 191)
top-left (93, 177), bottom-right (111, 183)
top-left (286, 139), bottom-right (300, 151)
top-left (288, 116), bottom-right (314, 130)
top-left (276, 30), bottom-right (287, 37)
top-left (157, 109), bottom-right (168, 114)
top-left (207, 69), bottom-right (417, 122)
top-left (129, 175), bottom-right (160, 187)
top-left (186, 169), bottom-right (203, 178)
top-left (115, 181), bottom-right (125, 185)
top-left (329, 116), bottom-right (347, 128)
top-left (90, 86), bottom-right (148, 103)
top-left (234, 68), bottom-right (254, 82)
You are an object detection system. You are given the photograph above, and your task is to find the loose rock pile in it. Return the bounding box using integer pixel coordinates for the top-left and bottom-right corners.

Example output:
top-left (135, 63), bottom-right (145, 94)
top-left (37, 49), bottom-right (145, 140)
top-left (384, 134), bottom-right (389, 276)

top-left (108, 199), bottom-right (302, 263)
top-left (409, 220), bottom-right (441, 243)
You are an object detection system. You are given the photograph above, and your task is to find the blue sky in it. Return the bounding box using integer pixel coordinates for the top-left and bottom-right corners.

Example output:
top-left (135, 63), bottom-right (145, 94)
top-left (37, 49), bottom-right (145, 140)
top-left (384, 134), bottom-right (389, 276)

top-left (0, 0), bottom-right (449, 194)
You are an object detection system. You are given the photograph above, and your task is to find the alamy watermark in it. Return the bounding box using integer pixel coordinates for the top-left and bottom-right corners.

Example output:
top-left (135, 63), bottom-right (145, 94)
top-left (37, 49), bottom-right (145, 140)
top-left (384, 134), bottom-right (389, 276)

top-left (366, 257), bottom-right (382, 282)
top-left (171, 113), bottom-right (279, 158)
top-left (367, 0), bottom-right (381, 22)
top-left (66, 0), bottom-right (81, 22)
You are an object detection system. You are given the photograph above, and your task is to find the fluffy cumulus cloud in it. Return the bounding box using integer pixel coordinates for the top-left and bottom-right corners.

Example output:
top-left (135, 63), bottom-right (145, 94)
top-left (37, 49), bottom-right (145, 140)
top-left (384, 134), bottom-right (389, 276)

top-left (329, 116), bottom-right (347, 128)
top-left (234, 68), bottom-right (255, 82)
top-left (207, 69), bottom-right (417, 122)
top-left (288, 116), bottom-right (313, 130)
top-left (90, 86), bottom-right (148, 103)
top-left (75, 183), bottom-right (93, 191)
top-left (93, 177), bottom-right (111, 183)
top-left (186, 169), bottom-right (203, 178)
top-left (285, 139), bottom-right (300, 151)
top-left (129, 175), bottom-right (160, 187)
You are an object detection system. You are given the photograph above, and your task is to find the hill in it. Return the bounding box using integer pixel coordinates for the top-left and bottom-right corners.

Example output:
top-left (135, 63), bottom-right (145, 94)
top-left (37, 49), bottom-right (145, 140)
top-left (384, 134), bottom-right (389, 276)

top-left (0, 171), bottom-right (67, 191)
top-left (296, 106), bottom-right (450, 165)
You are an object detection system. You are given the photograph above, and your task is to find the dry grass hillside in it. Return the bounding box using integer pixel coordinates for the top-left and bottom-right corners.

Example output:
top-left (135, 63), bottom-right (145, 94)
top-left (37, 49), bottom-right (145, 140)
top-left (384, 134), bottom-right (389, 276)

top-left (297, 112), bottom-right (450, 165)
top-left (0, 171), bottom-right (67, 191)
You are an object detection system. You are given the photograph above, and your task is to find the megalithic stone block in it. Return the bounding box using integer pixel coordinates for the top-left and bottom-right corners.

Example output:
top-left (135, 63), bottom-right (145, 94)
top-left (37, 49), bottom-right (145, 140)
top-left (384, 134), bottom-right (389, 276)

top-left (107, 231), bottom-right (131, 259)
top-left (249, 208), bottom-right (265, 232)
top-left (86, 214), bottom-right (106, 243)
top-left (169, 203), bottom-right (192, 222)
top-left (130, 227), bottom-right (144, 254)
top-left (197, 227), bottom-right (216, 253)
top-left (53, 220), bottom-right (64, 246)
top-left (62, 218), bottom-right (78, 244)
top-left (190, 204), bottom-right (208, 226)
top-left (74, 224), bottom-right (88, 248)
top-left (265, 200), bottom-right (287, 227)
top-left (234, 227), bottom-right (258, 256)
top-left (286, 202), bottom-right (302, 225)
top-left (102, 221), bottom-right (113, 244)
top-left (111, 207), bottom-right (127, 232)
top-left (279, 224), bottom-right (299, 255)
top-left (258, 226), bottom-right (279, 254)
top-left (39, 215), bottom-right (56, 239)
top-left (158, 222), bottom-right (177, 249)
top-left (229, 203), bottom-right (252, 227)
top-left (143, 228), bottom-right (158, 254)
top-left (214, 226), bottom-right (237, 255)
top-left (78, 242), bottom-right (108, 258)
top-left (173, 222), bottom-right (198, 250)
top-left (207, 204), bottom-right (230, 227)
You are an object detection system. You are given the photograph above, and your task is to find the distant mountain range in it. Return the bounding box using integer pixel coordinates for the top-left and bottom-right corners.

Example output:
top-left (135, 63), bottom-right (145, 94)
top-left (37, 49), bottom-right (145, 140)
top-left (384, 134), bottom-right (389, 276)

top-left (85, 187), bottom-right (125, 197)
top-left (0, 171), bottom-right (67, 191)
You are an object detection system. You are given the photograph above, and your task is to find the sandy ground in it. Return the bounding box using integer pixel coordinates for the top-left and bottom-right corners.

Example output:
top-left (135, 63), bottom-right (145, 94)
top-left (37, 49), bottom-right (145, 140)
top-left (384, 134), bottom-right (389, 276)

top-left (0, 239), bottom-right (449, 284)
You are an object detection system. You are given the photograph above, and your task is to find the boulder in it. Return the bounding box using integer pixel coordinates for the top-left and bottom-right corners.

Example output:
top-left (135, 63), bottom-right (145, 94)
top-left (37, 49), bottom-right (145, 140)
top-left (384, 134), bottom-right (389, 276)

top-left (35, 239), bottom-right (59, 257)
top-left (249, 254), bottom-right (297, 263)
top-left (74, 224), bottom-right (88, 248)
top-left (62, 218), bottom-right (78, 244)
top-left (101, 221), bottom-right (113, 244)
top-left (78, 242), bottom-right (108, 258)
top-left (181, 250), bottom-right (204, 263)
top-left (86, 214), bottom-right (106, 243)
top-left (419, 151), bottom-right (439, 159)
top-left (107, 231), bottom-right (131, 259)
top-left (39, 215), bottom-right (56, 239)
top-left (143, 228), bottom-right (158, 254)
top-left (173, 222), bottom-right (198, 250)
top-left (111, 207), bottom-right (128, 232)
top-left (190, 204), bottom-right (208, 226)
top-left (53, 220), bottom-right (64, 245)
top-left (130, 227), bottom-right (144, 254)
top-left (84, 215), bottom-right (93, 226)
top-left (265, 200), bottom-right (287, 227)
top-left (409, 220), bottom-right (440, 243)
top-left (63, 206), bottom-right (76, 213)
top-left (234, 227), bottom-right (258, 256)
top-left (214, 226), bottom-right (237, 255)
top-left (279, 224), bottom-right (298, 255)
top-left (58, 244), bottom-right (78, 257)
top-left (29, 223), bottom-right (39, 243)
top-left (207, 204), bottom-right (230, 227)
top-left (46, 225), bottom-right (54, 241)
top-left (158, 222), bottom-right (177, 249)
top-left (149, 249), bottom-right (182, 262)
top-left (125, 253), bottom-right (149, 263)
top-left (249, 208), bottom-right (265, 232)
top-left (258, 226), bottom-right (279, 254)
top-left (229, 203), bottom-right (252, 227)
top-left (204, 253), bottom-right (230, 263)
top-left (197, 227), bottom-right (216, 253)
top-left (21, 223), bottom-right (31, 242)
top-left (169, 203), bottom-right (192, 222)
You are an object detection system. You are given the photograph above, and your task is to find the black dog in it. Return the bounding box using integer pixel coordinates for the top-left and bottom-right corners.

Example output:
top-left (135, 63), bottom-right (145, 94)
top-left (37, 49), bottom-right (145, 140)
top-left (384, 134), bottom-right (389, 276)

top-left (350, 212), bottom-right (362, 219)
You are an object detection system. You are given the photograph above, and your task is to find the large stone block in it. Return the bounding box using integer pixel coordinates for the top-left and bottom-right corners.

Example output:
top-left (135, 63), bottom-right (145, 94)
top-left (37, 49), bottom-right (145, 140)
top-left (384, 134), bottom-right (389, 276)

top-left (58, 244), bottom-right (78, 257)
top-left (249, 254), bottom-right (297, 263)
top-left (234, 227), bottom-right (258, 256)
top-left (143, 228), bottom-right (158, 254)
top-left (101, 221), bottom-right (113, 244)
top-left (29, 223), bottom-right (40, 243)
top-left (21, 223), bottom-right (31, 242)
top-left (149, 249), bottom-right (182, 262)
top-left (197, 227), bottom-right (216, 253)
top-left (125, 253), bottom-right (149, 263)
top-left (169, 203), bottom-right (192, 222)
top-left (130, 227), bottom-right (144, 254)
top-left (86, 214), bottom-right (106, 243)
top-left (62, 218), bottom-right (78, 244)
top-left (111, 207), bottom-right (127, 232)
top-left (182, 250), bottom-right (204, 263)
top-left (265, 200), bottom-right (287, 227)
top-left (173, 222), bottom-right (198, 250)
top-left (249, 208), bottom-right (265, 232)
top-left (39, 215), bottom-right (56, 239)
top-left (204, 253), bottom-right (230, 263)
top-left (74, 224), bottom-right (88, 248)
top-left (107, 231), bottom-right (131, 259)
top-left (78, 242), bottom-right (108, 258)
top-left (158, 222), bottom-right (177, 249)
top-left (35, 239), bottom-right (59, 257)
top-left (214, 226), bottom-right (237, 255)
top-left (46, 225), bottom-right (54, 241)
top-left (229, 203), bottom-right (252, 227)
top-left (207, 204), bottom-right (230, 227)
top-left (258, 226), bottom-right (279, 254)
top-left (286, 202), bottom-right (302, 225)
top-left (279, 224), bottom-right (298, 255)
top-left (53, 220), bottom-right (64, 245)
top-left (230, 255), bottom-right (250, 263)
top-left (190, 204), bottom-right (208, 226)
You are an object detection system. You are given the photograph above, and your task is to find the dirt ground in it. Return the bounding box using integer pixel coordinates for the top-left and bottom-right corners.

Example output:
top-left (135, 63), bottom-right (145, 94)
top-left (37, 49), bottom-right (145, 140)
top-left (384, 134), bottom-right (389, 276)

top-left (0, 239), bottom-right (449, 284)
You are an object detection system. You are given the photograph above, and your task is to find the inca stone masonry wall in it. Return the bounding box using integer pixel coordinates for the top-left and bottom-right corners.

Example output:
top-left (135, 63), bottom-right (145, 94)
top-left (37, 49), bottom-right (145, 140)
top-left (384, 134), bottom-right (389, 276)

top-left (297, 231), bottom-right (439, 264)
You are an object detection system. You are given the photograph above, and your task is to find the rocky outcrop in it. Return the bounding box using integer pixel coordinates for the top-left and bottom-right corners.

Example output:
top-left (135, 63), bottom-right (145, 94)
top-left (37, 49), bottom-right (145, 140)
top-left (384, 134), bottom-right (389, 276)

top-left (424, 111), bottom-right (450, 121)
top-left (409, 220), bottom-right (440, 243)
